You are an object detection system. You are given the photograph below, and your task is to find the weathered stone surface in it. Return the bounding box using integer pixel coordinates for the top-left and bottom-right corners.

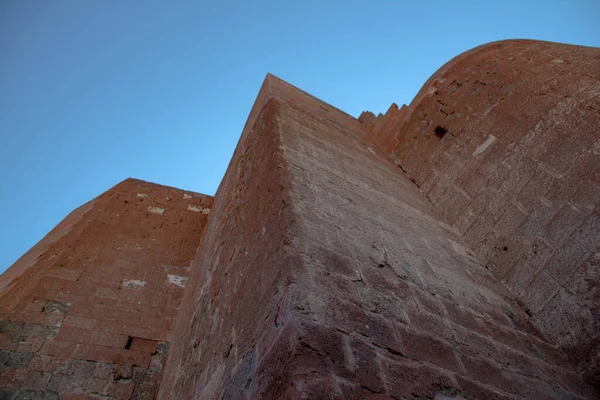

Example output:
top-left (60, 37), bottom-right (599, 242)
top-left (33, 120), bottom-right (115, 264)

top-left (159, 73), bottom-right (596, 398)
top-left (0, 180), bottom-right (212, 398)
top-left (363, 39), bottom-right (600, 386)
top-left (2, 39), bottom-right (599, 399)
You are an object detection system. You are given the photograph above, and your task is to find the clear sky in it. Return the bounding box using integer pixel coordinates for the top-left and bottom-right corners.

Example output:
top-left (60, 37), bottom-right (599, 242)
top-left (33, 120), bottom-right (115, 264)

top-left (1, 0), bottom-right (599, 273)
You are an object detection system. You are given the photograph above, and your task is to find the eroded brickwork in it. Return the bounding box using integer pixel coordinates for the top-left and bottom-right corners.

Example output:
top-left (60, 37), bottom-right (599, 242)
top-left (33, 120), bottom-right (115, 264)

top-left (0, 179), bottom-right (212, 399)
top-left (361, 40), bottom-right (600, 385)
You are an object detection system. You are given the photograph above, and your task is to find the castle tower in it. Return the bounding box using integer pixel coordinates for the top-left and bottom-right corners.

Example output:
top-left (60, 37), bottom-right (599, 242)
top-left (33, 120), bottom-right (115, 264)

top-left (1, 40), bottom-right (599, 399)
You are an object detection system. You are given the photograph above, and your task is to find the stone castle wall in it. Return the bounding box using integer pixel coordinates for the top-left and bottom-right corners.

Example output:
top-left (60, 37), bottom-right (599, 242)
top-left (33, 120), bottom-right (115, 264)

top-left (359, 40), bottom-right (600, 382)
top-left (1, 40), bottom-right (599, 399)
top-left (0, 179), bottom-right (212, 399)
top-left (159, 75), bottom-right (595, 399)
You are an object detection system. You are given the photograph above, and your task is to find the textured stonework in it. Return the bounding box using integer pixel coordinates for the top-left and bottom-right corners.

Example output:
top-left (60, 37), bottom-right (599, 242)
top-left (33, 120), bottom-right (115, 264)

top-left (360, 39), bottom-right (600, 385)
top-left (1, 39), bottom-right (599, 399)
top-left (0, 179), bottom-right (212, 399)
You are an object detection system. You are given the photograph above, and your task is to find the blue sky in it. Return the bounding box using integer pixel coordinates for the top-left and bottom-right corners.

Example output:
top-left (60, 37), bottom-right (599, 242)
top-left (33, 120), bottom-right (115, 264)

top-left (1, 0), bottom-right (599, 272)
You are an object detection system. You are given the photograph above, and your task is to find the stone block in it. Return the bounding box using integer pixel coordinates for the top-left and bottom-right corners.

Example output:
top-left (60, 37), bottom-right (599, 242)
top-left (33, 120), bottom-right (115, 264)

top-left (571, 212), bottom-right (600, 252)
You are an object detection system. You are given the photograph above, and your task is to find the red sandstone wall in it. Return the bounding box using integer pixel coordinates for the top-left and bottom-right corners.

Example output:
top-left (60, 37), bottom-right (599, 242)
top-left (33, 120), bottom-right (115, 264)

top-left (159, 74), bottom-right (371, 399)
top-left (160, 75), bottom-right (596, 398)
top-left (358, 103), bottom-right (410, 156)
top-left (0, 178), bottom-right (212, 399)
top-left (362, 40), bottom-right (600, 383)
top-left (4, 39), bottom-right (598, 399)
top-left (158, 88), bottom-right (297, 398)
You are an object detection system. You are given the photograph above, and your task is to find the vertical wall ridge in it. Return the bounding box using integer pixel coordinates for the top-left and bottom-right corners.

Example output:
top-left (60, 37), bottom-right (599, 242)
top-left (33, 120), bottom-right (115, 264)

top-left (158, 97), bottom-right (307, 399)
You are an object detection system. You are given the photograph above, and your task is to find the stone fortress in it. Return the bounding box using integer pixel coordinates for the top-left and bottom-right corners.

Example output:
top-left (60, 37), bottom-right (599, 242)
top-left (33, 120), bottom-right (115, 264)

top-left (0, 39), bottom-right (598, 399)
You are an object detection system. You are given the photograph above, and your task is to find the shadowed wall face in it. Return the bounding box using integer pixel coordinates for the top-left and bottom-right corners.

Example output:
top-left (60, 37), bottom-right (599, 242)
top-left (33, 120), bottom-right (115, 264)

top-left (0, 179), bottom-right (212, 399)
top-left (362, 40), bottom-right (600, 382)
top-left (157, 97), bottom-right (298, 399)
top-left (160, 76), bottom-right (596, 399)
top-left (275, 87), bottom-right (593, 399)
